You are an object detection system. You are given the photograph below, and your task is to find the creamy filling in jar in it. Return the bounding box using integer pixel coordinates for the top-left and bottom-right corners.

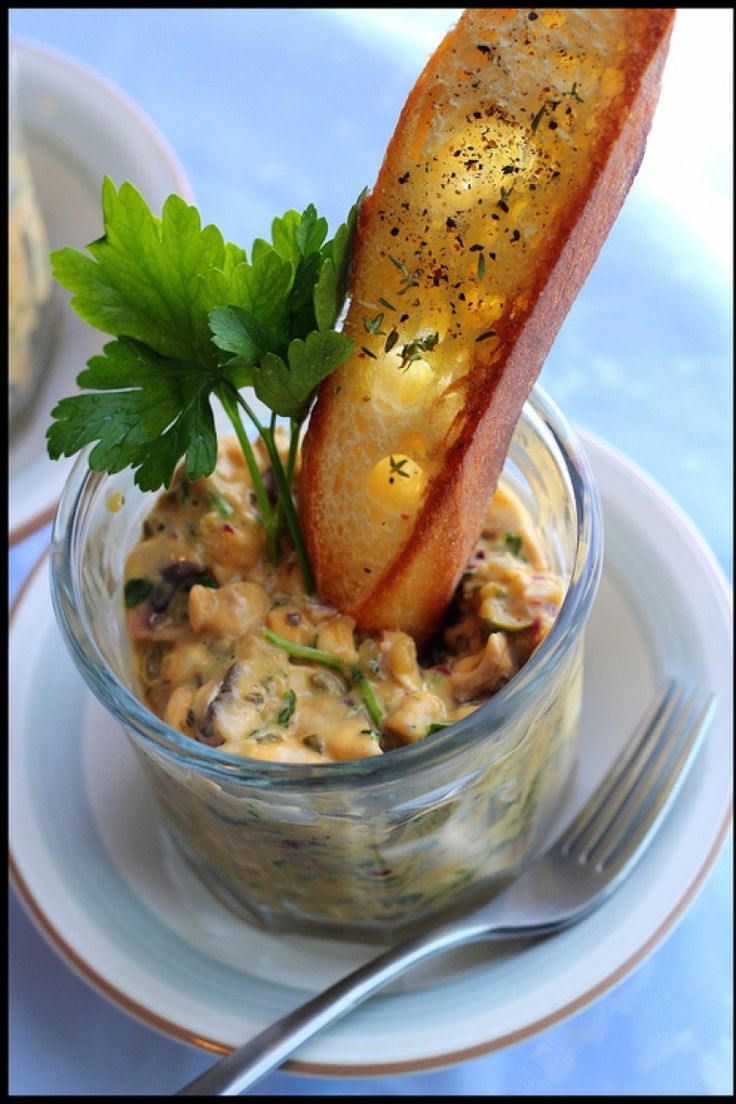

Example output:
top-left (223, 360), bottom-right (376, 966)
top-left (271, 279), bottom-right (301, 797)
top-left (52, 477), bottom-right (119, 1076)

top-left (124, 436), bottom-right (564, 763)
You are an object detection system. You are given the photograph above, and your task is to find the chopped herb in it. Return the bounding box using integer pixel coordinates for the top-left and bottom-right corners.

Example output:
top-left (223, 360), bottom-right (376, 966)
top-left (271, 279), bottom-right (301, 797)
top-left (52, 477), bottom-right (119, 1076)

top-left (378, 297), bottom-right (396, 311)
top-left (530, 104), bottom-right (546, 132)
top-left (124, 577), bottom-right (154, 607)
top-left (477, 252), bottom-right (486, 279)
top-left (384, 329), bottom-right (399, 353)
top-left (361, 345), bottom-right (378, 359)
top-left (396, 331), bottom-right (440, 372)
top-left (475, 330), bottom-right (497, 343)
top-left (569, 81), bottom-right (584, 103)
top-left (277, 689), bottom-right (297, 726)
top-left (363, 312), bottom-right (386, 335)
top-left (389, 455), bottom-right (411, 479)
top-left (388, 253), bottom-right (420, 294)
top-left (504, 532), bottom-right (525, 558)
top-left (427, 721), bottom-right (450, 736)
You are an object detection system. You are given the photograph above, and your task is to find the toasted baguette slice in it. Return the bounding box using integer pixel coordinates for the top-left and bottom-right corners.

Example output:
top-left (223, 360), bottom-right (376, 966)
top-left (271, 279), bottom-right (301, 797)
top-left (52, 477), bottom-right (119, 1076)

top-left (301, 8), bottom-right (674, 641)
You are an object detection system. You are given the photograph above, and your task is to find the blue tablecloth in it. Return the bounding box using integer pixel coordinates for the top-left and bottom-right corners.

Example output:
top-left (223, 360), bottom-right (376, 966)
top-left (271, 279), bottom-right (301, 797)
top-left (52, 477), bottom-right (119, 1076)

top-left (9, 8), bottom-right (732, 1096)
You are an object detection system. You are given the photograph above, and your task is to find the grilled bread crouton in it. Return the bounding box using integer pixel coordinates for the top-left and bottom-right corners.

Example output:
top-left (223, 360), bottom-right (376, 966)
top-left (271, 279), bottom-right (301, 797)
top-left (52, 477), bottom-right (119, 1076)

top-left (301, 8), bottom-right (674, 641)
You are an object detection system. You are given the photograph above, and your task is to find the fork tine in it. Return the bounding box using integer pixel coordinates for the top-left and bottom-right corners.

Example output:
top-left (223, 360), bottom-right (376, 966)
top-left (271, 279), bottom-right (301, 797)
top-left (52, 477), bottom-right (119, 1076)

top-left (569, 679), bottom-right (687, 861)
top-left (559, 679), bottom-right (682, 856)
top-left (590, 686), bottom-right (716, 873)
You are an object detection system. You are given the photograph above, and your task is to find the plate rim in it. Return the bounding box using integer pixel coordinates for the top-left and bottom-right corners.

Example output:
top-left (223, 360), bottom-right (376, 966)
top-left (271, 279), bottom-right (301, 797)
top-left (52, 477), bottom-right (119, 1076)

top-left (8, 804), bottom-right (733, 1075)
top-left (9, 36), bottom-right (194, 547)
top-left (8, 433), bottom-right (733, 1076)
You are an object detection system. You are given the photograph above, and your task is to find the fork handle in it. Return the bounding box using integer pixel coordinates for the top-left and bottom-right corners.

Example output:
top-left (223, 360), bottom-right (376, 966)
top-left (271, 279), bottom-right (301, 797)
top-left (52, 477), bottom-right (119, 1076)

top-left (177, 918), bottom-right (498, 1096)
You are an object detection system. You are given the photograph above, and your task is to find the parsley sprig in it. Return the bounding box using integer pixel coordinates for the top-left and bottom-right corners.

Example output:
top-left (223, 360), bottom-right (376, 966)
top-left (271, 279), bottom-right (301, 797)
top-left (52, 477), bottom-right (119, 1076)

top-left (46, 178), bottom-right (365, 593)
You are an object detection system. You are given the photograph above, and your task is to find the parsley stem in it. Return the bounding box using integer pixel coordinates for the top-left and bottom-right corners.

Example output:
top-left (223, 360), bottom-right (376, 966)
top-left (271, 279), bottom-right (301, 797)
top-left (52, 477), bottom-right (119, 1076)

top-left (286, 419), bottom-right (300, 484)
top-left (269, 409), bottom-right (286, 557)
top-left (261, 428), bottom-right (315, 595)
top-left (216, 385), bottom-right (279, 564)
top-left (232, 389), bottom-right (315, 595)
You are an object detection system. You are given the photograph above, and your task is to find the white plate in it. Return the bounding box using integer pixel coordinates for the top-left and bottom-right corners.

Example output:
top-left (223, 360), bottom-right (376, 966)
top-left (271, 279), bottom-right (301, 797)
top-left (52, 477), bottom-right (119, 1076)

top-left (9, 39), bottom-right (194, 545)
top-left (9, 432), bottom-right (732, 1075)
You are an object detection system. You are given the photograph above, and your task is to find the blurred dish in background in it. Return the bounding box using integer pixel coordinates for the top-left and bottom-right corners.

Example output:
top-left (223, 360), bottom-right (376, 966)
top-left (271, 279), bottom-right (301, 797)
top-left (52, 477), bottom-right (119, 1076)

top-left (8, 39), bottom-right (193, 545)
top-left (9, 47), bottom-right (59, 427)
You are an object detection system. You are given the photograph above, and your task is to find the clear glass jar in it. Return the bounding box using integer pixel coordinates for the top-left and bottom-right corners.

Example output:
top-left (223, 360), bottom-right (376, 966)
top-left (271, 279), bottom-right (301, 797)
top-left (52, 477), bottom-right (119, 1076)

top-left (50, 386), bottom-right (602, 942)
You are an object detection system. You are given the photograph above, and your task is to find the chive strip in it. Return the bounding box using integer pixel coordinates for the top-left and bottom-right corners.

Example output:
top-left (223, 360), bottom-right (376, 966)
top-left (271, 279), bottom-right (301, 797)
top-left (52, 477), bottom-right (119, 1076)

top-left (351, 669), bottom-right (385, 729)
top-left (265, 629), bottom-right (386, 730)
top-left (264, 628), bottom-right (345, 671)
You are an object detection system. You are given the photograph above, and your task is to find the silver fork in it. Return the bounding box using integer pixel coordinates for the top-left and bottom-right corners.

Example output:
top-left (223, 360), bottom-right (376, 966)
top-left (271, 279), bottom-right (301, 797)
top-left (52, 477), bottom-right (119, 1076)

top-left (177, 679), bottom-right (716, 1097)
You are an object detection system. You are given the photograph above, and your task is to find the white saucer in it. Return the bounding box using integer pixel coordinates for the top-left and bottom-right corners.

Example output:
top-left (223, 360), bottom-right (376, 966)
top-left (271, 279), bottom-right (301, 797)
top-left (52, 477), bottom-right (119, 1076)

top-left (9, 39), bottom-right (194, 545)
top-left (9, 432), bottom-right (732, 1075)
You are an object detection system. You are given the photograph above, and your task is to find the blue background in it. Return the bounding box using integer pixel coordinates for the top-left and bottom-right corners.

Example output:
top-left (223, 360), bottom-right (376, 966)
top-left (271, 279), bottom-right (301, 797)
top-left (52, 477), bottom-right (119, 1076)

top-left (9, 8), bottom-right (732, 1096)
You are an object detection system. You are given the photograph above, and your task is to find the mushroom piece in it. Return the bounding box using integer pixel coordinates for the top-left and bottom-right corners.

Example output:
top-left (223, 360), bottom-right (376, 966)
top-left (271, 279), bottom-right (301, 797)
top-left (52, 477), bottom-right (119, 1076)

top-left (379, 630), bottom-right (423, 692)
top-left (384, 691), bottom-right (446, 744)
top-left (194, 661), bottom-right (263, 747)
top-left (189, 581), bottom-right (269, 637)
top-left (450, 632), bottom-right (517, 702)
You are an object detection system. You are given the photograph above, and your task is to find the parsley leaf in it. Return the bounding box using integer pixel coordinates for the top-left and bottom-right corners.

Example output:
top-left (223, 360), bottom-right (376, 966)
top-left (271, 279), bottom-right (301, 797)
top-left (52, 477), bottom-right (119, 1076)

top-left (47, 337), bottom-right (218, 490)
top-left (251, 331), bottom-right (354, 420)
top-left (209, 305), bottom-right (273, 370)
top-left (51, 179), bottom-right (227, 365)
top-left (314, 189), bottom-right (365, 331)
top-left (230, 248), bottom-right (294, 342)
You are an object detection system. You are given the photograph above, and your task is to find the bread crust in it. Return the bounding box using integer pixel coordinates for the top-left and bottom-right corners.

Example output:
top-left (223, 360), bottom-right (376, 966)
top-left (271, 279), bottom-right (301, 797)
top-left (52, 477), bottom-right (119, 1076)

top-left (301, 8), bottom-right (675, 641)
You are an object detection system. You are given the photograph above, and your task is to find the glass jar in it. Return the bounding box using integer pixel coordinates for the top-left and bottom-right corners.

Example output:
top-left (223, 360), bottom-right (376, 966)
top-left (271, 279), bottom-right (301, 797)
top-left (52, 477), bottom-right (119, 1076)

top-left (50, 385), bottom-right (602, 942)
